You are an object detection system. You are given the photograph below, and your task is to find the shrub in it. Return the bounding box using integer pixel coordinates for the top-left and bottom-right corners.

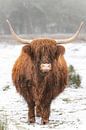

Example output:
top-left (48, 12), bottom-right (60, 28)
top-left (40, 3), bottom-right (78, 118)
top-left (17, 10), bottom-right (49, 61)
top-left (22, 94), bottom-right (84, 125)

top-left (68, 65), bottom-right (81, 88)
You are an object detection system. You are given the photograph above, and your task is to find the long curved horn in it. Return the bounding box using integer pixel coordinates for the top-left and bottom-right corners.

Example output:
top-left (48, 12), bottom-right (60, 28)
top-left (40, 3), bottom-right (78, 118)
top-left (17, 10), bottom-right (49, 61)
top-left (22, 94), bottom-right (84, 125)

top-left (7, 20), bottom-right (31, 44)
top-left (56, 22), bottom-right (84, 44)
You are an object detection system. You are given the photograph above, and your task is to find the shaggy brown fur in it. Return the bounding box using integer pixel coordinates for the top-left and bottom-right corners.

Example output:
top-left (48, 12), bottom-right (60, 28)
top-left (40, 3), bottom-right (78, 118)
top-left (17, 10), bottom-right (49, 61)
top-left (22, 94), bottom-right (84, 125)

top-left (12, 39), bottom-right (68, 124)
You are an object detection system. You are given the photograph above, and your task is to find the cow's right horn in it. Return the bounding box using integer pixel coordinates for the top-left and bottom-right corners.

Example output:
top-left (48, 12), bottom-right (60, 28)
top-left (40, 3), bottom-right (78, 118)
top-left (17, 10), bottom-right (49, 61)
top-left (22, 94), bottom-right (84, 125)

top-left (55, 22), bottom-right (84, 44)
top-left (7, 20), bottom-right (31, 44)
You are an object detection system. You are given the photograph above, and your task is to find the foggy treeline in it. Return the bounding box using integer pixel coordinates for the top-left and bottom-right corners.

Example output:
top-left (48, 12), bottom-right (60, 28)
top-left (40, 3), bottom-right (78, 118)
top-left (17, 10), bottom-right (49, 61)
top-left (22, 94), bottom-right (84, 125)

top-left (0, 0), bottom-right (86, 34)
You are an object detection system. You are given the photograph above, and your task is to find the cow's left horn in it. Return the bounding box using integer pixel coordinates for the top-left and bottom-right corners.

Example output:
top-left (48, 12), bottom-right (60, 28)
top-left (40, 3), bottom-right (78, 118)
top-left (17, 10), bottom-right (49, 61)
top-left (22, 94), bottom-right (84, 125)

top-left (56, 22), bottom-right (84, 44)
top-left (7, 20), bottom-right (31, 44)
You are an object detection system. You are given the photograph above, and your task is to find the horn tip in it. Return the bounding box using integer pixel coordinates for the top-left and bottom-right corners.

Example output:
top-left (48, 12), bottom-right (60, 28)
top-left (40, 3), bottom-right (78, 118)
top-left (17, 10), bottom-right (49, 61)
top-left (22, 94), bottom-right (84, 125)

top-left (6, 19), bottom-right (10, 25)
top-left (6, 19), bottom-right (9, 23)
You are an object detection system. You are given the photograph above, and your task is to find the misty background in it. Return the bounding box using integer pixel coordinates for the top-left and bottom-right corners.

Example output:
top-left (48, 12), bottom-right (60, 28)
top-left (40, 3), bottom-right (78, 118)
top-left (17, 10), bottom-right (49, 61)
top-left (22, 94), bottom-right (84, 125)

top-left (0, 0), bottom-right (86, 35)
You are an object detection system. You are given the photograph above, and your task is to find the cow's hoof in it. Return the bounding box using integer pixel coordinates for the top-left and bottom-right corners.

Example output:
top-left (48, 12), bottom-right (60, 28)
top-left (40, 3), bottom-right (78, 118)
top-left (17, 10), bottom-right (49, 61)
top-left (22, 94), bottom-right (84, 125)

top-left (29, 118), bottom-right (35, 123)
top-left (41, 119), bottom-right (49, 125)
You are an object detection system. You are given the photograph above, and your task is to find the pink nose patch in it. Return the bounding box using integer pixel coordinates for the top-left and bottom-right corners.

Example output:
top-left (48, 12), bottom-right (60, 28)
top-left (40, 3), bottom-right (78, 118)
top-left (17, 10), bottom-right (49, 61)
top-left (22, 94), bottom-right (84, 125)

top-left (40, 64), bottom-right (52, 72)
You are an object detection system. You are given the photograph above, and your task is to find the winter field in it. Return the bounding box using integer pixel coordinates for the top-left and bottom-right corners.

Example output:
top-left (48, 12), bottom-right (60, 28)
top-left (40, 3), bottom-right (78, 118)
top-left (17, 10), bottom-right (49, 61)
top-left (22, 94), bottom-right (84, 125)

top-left (0, 40), bottom-right (86, 130)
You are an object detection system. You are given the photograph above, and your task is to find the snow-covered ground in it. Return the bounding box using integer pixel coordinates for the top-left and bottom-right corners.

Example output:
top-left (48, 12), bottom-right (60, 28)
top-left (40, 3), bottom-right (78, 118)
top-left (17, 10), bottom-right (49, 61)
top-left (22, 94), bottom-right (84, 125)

top-left (0, 42), bottom-right (86, 130)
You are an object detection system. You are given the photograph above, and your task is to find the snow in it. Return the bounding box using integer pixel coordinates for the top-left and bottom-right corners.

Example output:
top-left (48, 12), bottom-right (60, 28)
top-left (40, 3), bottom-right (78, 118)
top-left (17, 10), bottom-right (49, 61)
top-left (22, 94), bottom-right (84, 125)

top-left (0, 42), bottom-right (86, 130)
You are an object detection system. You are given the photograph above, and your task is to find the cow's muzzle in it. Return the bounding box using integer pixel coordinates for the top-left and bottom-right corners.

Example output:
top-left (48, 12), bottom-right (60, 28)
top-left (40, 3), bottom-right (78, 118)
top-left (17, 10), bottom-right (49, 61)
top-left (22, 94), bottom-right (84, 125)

top-left (40, 63), bottom-right (52, 72)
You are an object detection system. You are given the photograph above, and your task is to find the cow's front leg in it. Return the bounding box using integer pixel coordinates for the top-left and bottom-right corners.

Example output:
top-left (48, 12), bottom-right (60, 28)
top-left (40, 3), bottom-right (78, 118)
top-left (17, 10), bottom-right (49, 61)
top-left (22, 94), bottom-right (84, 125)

top-left (41, 104), bottom-right (50, 124)
top-left (28, 103), bottom-right (35, 123)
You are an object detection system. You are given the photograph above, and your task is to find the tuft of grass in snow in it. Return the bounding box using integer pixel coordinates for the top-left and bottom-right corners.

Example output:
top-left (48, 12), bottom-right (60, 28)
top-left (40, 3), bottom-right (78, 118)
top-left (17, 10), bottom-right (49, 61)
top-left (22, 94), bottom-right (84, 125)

top-left (62, 98), bottom-right (72, 103)
top-left (0, 110), bottom-right (8, 130)
top-left (0, 122), bottom-right (4, 130)
top-left (68, 65), bottom-right (81, 88)
top-left (0, 119), bottom-right (7, 130)
top-left (3, 85), bottom-right (10, 91)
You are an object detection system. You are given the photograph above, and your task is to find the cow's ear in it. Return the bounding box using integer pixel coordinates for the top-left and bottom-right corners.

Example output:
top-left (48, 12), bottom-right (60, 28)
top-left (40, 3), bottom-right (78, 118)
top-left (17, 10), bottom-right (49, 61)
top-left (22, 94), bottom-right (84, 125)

top-left (22, 45), bottom-right (34, 58)
top-left (57, 45), bottom-right (65, 55)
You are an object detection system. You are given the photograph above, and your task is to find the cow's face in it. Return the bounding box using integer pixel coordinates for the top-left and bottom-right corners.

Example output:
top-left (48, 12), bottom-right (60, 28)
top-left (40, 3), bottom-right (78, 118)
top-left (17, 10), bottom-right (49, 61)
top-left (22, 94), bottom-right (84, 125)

top-left (23, 40), bottom-right (65, 73)
top-left (38, 45), bottom-right (65, 73)
top-left (35, 45), bottom-right (56, 73)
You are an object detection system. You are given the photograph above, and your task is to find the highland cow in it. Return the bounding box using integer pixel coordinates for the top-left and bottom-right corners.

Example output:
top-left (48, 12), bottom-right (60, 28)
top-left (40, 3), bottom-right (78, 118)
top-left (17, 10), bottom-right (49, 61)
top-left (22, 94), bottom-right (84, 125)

top-left (7, 20), bottom-right (83, 124)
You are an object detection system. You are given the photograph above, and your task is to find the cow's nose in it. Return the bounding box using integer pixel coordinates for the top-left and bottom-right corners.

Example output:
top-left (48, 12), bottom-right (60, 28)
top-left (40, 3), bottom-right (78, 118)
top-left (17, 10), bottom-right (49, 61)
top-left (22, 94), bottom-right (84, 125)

top-left (40, 63), bottom-right (52, 72)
